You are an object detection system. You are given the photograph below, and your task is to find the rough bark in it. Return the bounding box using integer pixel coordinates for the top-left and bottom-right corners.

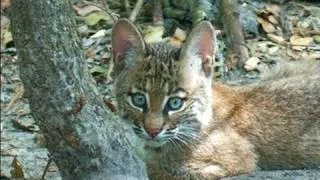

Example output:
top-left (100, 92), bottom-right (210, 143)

top-left (10, 0), bottom-right (148, 179)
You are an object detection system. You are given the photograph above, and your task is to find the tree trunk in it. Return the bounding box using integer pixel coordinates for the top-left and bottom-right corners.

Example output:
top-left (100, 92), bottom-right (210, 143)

top-left (218, 0), bottom-right (249, 81)
top-left (10, 0), bottom-right (148, 179)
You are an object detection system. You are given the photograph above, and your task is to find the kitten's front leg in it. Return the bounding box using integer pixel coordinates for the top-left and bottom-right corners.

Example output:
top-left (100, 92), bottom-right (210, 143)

top-left (186, 127), bottom-right (257, 179)
top-left (148, 138), bottom-right (256, 180)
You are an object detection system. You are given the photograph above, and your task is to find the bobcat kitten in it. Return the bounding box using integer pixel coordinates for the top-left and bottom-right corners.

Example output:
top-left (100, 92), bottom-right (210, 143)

top-left (112, 19), bottom-right (320, 179)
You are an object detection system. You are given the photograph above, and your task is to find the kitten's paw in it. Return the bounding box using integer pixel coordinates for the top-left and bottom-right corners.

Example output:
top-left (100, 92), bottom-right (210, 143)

top-left (200, 165), bottom-right (227, 177)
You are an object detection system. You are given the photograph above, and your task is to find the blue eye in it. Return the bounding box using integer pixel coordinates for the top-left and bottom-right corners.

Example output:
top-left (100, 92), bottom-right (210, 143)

top-left (131, 92), bottom-right (147, 108)
top-left (167, 97), bottom-right (184, 111)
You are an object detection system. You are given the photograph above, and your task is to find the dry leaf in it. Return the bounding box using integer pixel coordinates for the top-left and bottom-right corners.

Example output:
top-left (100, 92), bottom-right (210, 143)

top-left (11, 119), bottom-right (39, 132)
top-left (174, 28), bottom-right (187, 41)
top-left (268, 15), bottom-right (278, 25)
top-left (286, 48), bottom-right (301, 60)
top-left (168, 37), bottom-right (183, 48)
top-left (290, 36), bottom-right (313, 46)
top-left (90, 29), bottom-right (107, 38)
top-left (48, 161), bottom-right (59, 172)
top-left (10, 157), bottom-right (25, 179)
top-left (101, 52), bottom-right (111, 60)
top-left (266, 4), bottom-right (281, 17)
top-left (297, 20), bottom-right (311, 29)
top-left (268, 46), bottom-right (280, 54)
top-left (245, 57), bottom-right (260, 71)
top-left (291, 46), bottom-right (306, 51)
top-left (267, 34), bottom-right (285, 45)
top-left (257, 17), bottom-right (276, 33)
top-left (73, 5), bottom-right (101, 16)
top-left (84, 12), bottom-right (110, 26)
top-left (306, 51), bottom-right (320, 60)
top-left (1, 147), bottom-right (19, 156)
top-left (144, 26), bottom-right (164, 43)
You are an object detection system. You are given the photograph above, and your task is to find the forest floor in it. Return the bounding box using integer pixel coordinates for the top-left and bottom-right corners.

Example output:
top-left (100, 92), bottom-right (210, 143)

top-left (1, 0), bottom-right (320, 179)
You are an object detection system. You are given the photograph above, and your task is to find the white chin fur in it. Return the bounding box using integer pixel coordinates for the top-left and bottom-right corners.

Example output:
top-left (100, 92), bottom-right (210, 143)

top-left (145, 140), bottom-right (167, 147)
top-left (197, 108), bottom-right (212, 127)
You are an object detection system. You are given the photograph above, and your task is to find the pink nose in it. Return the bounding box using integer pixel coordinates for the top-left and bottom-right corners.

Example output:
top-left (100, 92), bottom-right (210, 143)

top-left (146, 128), bottom-right (159, 138)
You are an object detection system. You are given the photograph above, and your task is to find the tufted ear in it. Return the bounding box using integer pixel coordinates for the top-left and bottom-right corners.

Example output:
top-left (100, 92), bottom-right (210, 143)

top-left (179, 21), bottom-right (215, 79)
top-left (112, 19), bottom-right (145, 74)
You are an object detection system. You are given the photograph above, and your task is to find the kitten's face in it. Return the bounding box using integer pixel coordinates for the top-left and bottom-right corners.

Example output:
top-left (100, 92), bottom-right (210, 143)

top-left (112, 19), bottom-right (215, 148)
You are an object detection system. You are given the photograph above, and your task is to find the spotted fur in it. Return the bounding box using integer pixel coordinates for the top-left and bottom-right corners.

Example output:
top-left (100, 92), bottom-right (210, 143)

top-left (112, 19), bottom-right (320, 179)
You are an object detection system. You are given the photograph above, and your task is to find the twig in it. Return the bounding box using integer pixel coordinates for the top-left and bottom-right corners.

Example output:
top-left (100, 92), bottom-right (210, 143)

top-left (129, 0), bottom-right (144, 22)
top-left (83, 0), bottom-right (119, 22)
top-left (41, 155), bottom-right (53, 180)
top-left (152, 0), bottom-right (163, 26)
top-left (124, 0), bottom-right (131, 16)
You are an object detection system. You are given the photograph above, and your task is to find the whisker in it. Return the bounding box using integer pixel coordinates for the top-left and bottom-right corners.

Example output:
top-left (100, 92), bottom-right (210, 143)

top-left (172, 138), bottom-right (185, 152)
top-left (175, 134), bottom-right (190, 146)
top-left (175, 129), bottom-right (200, 145)
top-left (168, 137), bottom-right (184, 152)
top-left (180, 131), bottom-right (200, 140)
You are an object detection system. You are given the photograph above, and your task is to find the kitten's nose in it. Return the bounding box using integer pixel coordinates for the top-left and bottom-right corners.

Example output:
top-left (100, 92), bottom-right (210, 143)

top-left (146, 128), bottom-right (159, 138)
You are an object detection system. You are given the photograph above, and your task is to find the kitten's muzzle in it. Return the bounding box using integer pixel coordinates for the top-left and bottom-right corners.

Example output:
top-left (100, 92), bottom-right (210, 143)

top-left (145, 126), bottom-right (162, 138)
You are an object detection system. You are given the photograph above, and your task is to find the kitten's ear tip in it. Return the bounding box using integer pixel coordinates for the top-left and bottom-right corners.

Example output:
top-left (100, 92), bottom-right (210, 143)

top-left (180, 21), bottom-right (216, 78)
top-left (117, 18), bottom-right (131, 23)
top-left (111, 18), bottom-right (144, 73)
top-left (111, 18), bottom-right (144, 46)
top-left (195, 21), bottom-right (215, 35)
top-left (112, 18), bottom-right (135, 32)
top-left (114, 18), bottom-right (132, 26)
top-left (197, 21), bottom-right (213, 28)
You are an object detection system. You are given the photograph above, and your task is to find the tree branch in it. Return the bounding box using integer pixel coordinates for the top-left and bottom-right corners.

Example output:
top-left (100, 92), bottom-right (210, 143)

top-left (129, 0), bottom-right (144, 22)
top-left (152, 0), bottom-right (164, 26)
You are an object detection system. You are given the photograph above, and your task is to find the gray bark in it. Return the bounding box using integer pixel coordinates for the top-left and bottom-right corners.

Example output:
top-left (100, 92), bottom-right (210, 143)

top-left (10, 0), bottom-right (148, 179)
